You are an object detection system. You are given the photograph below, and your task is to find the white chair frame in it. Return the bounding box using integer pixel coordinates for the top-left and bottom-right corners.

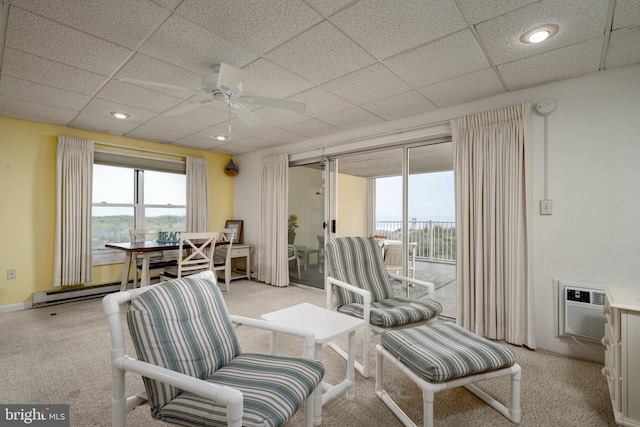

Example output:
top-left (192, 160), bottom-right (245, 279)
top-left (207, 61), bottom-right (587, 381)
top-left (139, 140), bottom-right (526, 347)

top-left (103, 271), bottom-right (319, 427)
top-left (288, 244), bottom-right (301, 278)
top-left (212, 228), bottom-right (235, 291)
top-left (326, 273), bottom-right (438, 378)
top-left (375, 343), bottom-right (522, 427)
top-left (160, 232), bottom-right (217, 281)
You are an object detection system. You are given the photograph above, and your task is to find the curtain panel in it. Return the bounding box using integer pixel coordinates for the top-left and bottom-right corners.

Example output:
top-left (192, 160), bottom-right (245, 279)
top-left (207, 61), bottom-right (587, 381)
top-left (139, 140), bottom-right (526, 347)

top-left (258, 154), bottom-right (289, 287)
top-left (451, 102), bottom-right (536, 348)
top-left (186, 156), bottom-right (209, 232)
top-left (53, 136), bottom-right (94, 286)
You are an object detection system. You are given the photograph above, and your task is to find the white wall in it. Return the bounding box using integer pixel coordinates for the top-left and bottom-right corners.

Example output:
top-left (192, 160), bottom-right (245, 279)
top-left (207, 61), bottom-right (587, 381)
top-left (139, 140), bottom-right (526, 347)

top-left (234, 63), bottom-right (640, 361)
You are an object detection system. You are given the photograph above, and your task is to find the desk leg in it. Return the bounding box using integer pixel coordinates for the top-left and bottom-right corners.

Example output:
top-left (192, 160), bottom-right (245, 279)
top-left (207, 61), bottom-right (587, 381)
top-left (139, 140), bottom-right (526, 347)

top-left (120, 253), bottom-right (132, 292)
top-left (314, 342), bottom-right (324, 426)
top-left (141, 253), bottom-right (151, 287)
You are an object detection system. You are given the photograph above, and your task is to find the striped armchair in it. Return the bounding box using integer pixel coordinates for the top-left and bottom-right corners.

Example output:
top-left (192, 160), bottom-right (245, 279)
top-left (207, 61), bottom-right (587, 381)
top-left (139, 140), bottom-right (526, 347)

top-left (103, 271), bottom-right (324, 427)
top-left (325, 236), bottom-right (442, 378)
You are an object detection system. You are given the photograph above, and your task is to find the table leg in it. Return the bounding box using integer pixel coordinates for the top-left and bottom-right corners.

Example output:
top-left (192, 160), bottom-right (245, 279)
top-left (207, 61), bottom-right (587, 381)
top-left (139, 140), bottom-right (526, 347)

top-left (141, 253), bottom-right (151, 287)
top-left (120, 253), bottom-right (132, 291)
top-left (346, 330), bottom-right (356, 400)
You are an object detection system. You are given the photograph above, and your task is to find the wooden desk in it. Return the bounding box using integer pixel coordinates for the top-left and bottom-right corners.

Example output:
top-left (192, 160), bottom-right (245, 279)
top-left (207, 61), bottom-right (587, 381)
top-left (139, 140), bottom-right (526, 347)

top-left (224, 244), bottom-right (252, 285)
top-left (105, 241), bottom-right (181, 291)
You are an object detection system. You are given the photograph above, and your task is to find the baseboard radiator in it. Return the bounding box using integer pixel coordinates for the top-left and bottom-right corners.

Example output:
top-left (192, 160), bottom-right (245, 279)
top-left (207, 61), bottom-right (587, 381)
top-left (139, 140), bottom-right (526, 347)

top-left (32, 282), bottom-right (122, 308)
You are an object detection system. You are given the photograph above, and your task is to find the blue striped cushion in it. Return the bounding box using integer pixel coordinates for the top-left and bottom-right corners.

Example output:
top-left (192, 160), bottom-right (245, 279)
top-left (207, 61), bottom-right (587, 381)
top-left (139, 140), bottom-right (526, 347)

top-left (338, 297), bottom-right (442, 327)
top-left (127, 276), bottom-right (241, 414)
top-left (158, 353), bottom-right (324, 427)
top-left (326, 237), bottom-right (393, 306)
top-left (380, 323), bottom-right (516, 383)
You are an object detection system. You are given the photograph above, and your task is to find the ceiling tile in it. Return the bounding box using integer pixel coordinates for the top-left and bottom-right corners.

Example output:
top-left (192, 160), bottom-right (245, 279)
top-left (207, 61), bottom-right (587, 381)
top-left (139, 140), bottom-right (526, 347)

top-left (319, 106), bottom-right (384, 130)
top-left (9, 0), bottom-right (172, 49)
top-left (114, 53), bottom-right (202, 98)
top-left (252, 108), bottom-right (309, 128)
top-left (266, 20), bottom-right (376, 85)
top-left (612, 0), bottom-right (640, 30)
top-left (143, 109), bottom-right (215, 135)
top-left (73, 98), bottom-right (158, 126)
top-left (606, 26), bottom-right (640, 69)
top-left (96, 80), bottom-right (183, 113)
top-left (126, 124), bottom-right (187, 143)
top-left (419, 68), bottom-right (505, 108)
top-left (303, 0), bottom-right (353, 16)
top-left (0, 97), bottom-right (78, 125)
top-left (455, 0), bottom-right (539, 25)
top-left (286, 87), bottom-right (354, 117)
top-left (6, 7), bottom-right (133, 75)
top-left (71, 113), bottom-right (142, 136)
top-left (499, 37), bottom-right (603, 91)
top-left (322, 63), bottom-right (412, 105)
top-left (385, 29), bottom-right (490, 88)
top-left (175, 0), bottom-right (323, 55)
top-left (0, 76), bottom-right (91, 112)
top-left (240, 59), bottom-right (315, 100)
top-left (330, 0), bottom-right (467, 59)
top-left (284, 119), bottom-right (342, 138)
top-left (148, 0), bottom-right (183, 11)
top-left (476, 0), bottom-right (609, 65)
top-left (173, 127), bottom-right (226, 150)
top-left (1, 48), bottom-right (108, 96)
top-left (255, 128), bottom-right (308, 144)
top-left (361, 90), bottom-right (436, 121)
top-left (139, 14), bottom-right (257, 76)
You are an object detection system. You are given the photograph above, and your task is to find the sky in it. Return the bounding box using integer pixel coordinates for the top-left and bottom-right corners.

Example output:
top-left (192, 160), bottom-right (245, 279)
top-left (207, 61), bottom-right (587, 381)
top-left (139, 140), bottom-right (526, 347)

top-left (375, 171), bottom-right (455, 222)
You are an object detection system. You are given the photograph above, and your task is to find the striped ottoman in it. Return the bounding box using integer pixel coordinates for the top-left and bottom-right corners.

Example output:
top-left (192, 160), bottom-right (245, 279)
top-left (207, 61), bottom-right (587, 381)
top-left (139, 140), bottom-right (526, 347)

top-left (375, 323), bottom-right (521, 427)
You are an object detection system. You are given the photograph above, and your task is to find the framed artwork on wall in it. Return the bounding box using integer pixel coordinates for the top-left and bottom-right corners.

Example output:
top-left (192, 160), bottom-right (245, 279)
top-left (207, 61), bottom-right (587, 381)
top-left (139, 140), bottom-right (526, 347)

top-left (225, 220), bottom-right (243, 244)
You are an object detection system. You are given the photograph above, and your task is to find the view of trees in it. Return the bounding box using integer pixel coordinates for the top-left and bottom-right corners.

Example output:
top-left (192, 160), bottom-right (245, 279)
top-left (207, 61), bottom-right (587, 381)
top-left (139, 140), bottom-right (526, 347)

top-left (375, 220), bottom-right (456, 262)
top-left (92, 215), bottom-right (186, 249)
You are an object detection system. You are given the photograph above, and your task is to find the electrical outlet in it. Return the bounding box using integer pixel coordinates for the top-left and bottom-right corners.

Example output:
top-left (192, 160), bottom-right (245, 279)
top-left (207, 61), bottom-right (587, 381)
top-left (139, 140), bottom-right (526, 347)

top-left (7, 269), bottom-right (16, 280)
top-left (540, 199), bottom-right (553, 215)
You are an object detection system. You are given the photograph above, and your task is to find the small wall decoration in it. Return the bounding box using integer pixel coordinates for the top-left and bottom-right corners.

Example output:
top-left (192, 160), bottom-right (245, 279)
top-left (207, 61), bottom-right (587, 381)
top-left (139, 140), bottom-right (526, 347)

top-left (225, 220), bottom-right (243, 244)
top-left (225, 158), bottom-right (238, 176)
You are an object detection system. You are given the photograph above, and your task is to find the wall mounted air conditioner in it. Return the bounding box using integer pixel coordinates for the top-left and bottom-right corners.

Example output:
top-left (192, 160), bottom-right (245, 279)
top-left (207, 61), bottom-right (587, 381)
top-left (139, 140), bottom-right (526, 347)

top-left (556, 281), bottom-right (606, 342)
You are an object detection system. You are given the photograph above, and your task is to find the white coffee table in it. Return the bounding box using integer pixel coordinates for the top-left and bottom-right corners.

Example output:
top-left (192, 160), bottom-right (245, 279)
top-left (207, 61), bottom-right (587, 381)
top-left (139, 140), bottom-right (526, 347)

top-left (261, 302), bottom-right (364, 425)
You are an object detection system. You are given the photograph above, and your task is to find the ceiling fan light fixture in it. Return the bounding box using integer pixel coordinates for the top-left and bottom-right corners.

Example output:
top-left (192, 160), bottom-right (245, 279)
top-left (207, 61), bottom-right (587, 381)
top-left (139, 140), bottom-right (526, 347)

top-left (520, 24), bottom-right (559, 44)
top-left (110, 111), bottom-right (130, 119)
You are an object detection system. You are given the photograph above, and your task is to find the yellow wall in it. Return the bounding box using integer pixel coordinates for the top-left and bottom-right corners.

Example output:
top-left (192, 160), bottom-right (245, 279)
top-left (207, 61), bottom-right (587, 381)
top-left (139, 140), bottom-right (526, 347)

top-left (0, 116), bottom-right (234, 306)
top-left (335, 173), bottom-right (367, 237)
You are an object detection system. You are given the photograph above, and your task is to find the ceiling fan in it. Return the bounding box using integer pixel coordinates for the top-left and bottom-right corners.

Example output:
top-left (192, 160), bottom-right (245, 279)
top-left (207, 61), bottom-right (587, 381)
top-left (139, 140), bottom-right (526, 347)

top-left (119, 63), bottom-right (306, 128)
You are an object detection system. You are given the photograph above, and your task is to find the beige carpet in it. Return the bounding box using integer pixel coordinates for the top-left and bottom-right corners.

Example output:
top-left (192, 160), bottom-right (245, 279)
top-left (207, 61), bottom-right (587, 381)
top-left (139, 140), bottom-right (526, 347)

top-left (0, 279), bottom-right (615, 426)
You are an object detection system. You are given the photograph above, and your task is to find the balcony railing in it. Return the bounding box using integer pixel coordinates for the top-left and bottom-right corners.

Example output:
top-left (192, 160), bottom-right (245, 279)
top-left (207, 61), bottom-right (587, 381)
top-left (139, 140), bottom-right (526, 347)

top-left (375, 220), bottom-right (456, 263)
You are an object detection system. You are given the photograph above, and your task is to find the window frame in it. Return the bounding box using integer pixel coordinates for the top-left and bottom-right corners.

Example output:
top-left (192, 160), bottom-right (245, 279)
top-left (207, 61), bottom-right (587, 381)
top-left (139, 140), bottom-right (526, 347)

top-left (92, 151), bottom-right (186, 266)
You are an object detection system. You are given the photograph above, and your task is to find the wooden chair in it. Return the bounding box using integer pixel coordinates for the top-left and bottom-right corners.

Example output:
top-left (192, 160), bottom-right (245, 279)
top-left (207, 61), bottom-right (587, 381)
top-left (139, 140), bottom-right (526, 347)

top-left (128, 229), bottom-right (177, 288)
top-left (212, 228), bottom-right (235, 291)
top-left (102, 271), bottom-right (324, 427)
top-left (160, 232), bottom-right (217, 281)
top-left (325, 236), bottom-right (442, 378)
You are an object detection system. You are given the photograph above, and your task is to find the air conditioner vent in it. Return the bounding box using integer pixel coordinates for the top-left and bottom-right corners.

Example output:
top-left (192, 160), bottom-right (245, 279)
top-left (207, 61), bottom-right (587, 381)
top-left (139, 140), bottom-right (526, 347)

top-left (557, 282), bottom-right (606, 342)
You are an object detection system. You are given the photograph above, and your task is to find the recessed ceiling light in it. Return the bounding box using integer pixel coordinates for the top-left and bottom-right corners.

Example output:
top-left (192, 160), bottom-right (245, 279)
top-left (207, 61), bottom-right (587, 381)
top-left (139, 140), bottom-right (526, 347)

top-left (520, 24), bottom-right (559, 44)
top-left (110, 111), bottom-right (130, 119)
top-left (214, 135), bottom-right (228, 141)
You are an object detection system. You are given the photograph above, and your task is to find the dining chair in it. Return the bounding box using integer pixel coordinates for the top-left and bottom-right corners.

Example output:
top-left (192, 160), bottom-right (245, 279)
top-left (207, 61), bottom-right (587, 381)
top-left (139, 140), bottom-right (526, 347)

top-left (211, 228), bottom-right (235, 292)
top-left (288, 244), bottom-right (301, 278)
top-left (160, 232), bottom-right (217, 281)
top-left (325, 236), bottom-right (442, 378)
top-left (129, 229), bottom-right (177, 288)
top-left (103, 270), bottom-right (324, 427)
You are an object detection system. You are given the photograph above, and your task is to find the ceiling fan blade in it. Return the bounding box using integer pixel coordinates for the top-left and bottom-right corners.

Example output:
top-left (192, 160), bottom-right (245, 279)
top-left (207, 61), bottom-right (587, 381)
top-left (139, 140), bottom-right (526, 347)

top-left (216, 63), bottom-right (245, 91)
top-left (119, 78), bottom-right (201, 93)
top-left (230, 103), bottom-right (264, 127)
top-left (238, 95), bottom-right (306, 113)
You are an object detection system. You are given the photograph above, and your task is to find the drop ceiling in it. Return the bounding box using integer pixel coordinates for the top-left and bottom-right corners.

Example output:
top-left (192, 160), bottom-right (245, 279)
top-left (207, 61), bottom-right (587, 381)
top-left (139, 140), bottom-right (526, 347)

top-left (1, 0), bottom-right (639, 160)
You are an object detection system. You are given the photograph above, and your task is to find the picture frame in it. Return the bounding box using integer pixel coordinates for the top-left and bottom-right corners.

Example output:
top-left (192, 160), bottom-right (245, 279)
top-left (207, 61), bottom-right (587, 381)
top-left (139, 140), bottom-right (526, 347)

top-left (225, 220), bottom-right (243, 244)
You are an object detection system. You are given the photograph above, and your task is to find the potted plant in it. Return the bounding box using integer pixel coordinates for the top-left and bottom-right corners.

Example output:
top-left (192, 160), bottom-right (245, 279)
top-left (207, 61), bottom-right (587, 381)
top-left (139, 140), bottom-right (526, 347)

top-left (288, 214), bottom-right (299, 244)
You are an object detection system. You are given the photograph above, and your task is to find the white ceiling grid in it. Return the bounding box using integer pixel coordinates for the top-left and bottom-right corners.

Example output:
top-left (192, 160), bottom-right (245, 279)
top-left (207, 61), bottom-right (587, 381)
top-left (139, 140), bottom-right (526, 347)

top-left (0, 0), bottom-right (638, 155)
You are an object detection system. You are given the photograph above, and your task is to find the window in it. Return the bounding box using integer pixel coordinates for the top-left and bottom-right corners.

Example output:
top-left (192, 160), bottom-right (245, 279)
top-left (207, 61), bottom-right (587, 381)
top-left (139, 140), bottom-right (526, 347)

top-left (92, 153), bottom-right (186, 265)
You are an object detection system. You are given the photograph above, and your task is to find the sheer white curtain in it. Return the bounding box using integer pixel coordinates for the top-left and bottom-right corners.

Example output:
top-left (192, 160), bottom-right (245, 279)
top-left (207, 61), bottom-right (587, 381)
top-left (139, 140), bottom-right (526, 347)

top-left (53, 136), bottom-right (94, 286)
top-left (451, 102), bottom-right (536, 348)
top-left (258, 153), bottom-right (289, 287)
top-left (186, 156), bottom-right (209, 232)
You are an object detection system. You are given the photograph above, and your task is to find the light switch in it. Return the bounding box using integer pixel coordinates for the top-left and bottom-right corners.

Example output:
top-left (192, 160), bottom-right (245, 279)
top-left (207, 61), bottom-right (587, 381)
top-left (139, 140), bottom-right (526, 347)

top-left (540, 199), bottom-right (553, 215)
